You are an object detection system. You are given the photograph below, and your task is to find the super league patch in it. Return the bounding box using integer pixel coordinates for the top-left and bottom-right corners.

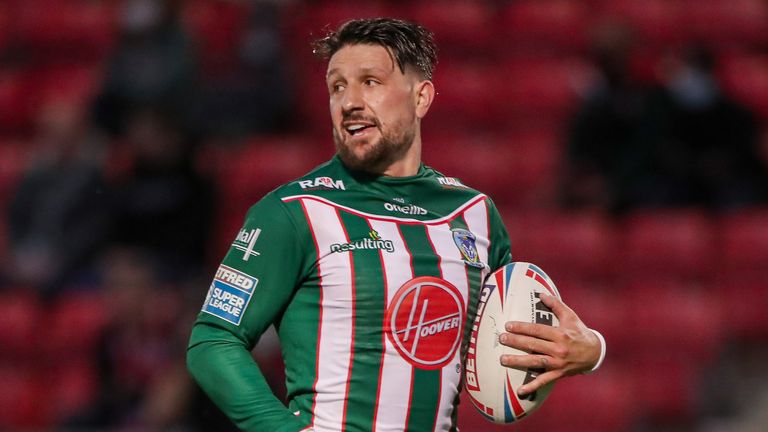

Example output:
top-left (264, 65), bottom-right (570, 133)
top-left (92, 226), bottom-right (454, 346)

top-left (201, 265), bottom-right (258, 325)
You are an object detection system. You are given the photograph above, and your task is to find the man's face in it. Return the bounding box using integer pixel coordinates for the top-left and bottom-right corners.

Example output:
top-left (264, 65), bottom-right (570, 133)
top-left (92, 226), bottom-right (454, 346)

top-left (326, 43), bottom-right (421, 173)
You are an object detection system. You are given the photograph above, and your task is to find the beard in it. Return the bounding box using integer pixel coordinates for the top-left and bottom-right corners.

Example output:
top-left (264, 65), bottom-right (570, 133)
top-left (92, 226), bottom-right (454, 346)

top-left (333, 118), bottom-right (416, 174)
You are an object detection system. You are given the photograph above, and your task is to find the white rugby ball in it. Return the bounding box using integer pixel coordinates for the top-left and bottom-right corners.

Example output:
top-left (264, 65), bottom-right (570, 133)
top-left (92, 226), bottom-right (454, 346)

top-left (464, 262), bottom-right (562, 423)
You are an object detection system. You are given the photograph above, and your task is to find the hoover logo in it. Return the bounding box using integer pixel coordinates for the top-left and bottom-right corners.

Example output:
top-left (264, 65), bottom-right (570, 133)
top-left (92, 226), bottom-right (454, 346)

top-left (330, 230), bottom-right (395, 253)
top-left (385, 276), bottom-right (465, 369)
top-left (298, 176), bottom-right (345, 190)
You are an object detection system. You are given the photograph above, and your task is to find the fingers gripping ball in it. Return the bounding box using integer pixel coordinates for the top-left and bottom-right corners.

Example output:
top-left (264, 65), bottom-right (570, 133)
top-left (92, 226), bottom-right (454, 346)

top-left (464, 262), bottom-right (561, 423)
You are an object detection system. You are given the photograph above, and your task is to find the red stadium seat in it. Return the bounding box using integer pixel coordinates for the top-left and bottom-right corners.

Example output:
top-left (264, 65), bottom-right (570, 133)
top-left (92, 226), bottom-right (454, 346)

top-left (0, 140), bottom-right (29, 201)
top-left (715, 277), bottom-right (768, 341)
top-left (622, 278), bottom-right (724, 361)
top-left (0, 70), bottom-right (35, 133)
top-left (0, 364), bottom-right (47, 429)
top-left (497, 58), bottom-right (592, 126)
top-left (617, 210), bottom-right (717, 280)
top-left (421, 131), bottom-right (560, 208)
top-left (294, 68), bottom-right (331, 135)
top-left (598, 0), bottom-right (686, 48)
top-left (0, 290), bottom-right (41, 360)
top-left (719, 54), bottom-right (768, 121)
top-left (428, 60), bottom-right (508, 130)
top-left (0, 3), bottom-right (10, 54)
top-left (43, 291), bottom-right (109, 360)
top-left (15, 0), bottom-right (116, 62)
top-left (719, 208), bottom-right (768, 279)
top-left (627, 352), bottom-right (700, 423)
top-left (681, 0), bottom-right (768, 48)
top-left (296, 1), bottom-right (396, 33)
top-left (502, 210), bottom-right (616, 281)
top-left (40, 360), bottom-right (98, 422)
top-left (432, 59), bottom-right (589, 129)
top-left (499, 0), bottom-right (592, 54)
top-left (28, 63), bottom-right (103, 109)
top-left (217, 135), bottom-right (329, 202)
top-left (403, 1), bottom-right (495, 57)
top-left (182, 0), bottom-right (250, 76)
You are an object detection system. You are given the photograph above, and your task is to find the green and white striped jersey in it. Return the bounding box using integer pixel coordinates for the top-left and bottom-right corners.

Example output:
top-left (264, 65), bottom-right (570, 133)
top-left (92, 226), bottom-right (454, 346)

top-left (188, 156), bottom-right (512, 432)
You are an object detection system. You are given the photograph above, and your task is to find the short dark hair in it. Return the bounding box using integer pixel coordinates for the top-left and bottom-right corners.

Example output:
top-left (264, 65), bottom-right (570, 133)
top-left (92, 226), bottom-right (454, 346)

top-left (312, 18), bottom-right (437, 80)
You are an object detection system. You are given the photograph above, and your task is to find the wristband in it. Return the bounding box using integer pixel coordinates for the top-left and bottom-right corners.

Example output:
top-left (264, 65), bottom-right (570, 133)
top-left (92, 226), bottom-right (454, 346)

top-left (584, 328), bottom-right (606, 374)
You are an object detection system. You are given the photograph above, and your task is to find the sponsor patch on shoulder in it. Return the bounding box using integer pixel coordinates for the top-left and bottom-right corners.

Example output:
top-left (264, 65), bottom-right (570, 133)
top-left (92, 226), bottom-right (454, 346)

top-left (437, 177), bottom-right (467, 188)
top-left (298, 176), bottom-right (345, 190)
top-left (201, 265), bottom-right (258, 325)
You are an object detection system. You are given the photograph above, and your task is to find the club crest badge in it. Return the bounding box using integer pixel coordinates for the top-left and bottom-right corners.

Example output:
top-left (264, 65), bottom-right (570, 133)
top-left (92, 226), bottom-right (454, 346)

top-left (451, 228), bottom-right (484, 268)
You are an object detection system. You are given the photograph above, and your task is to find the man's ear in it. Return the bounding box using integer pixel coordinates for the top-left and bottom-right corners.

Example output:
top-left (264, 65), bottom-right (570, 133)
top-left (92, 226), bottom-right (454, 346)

top-left (415, 80), bottom-right (435, 119)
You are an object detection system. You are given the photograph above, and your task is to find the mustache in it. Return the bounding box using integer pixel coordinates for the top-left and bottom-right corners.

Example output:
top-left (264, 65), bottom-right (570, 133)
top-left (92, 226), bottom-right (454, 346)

top-left (342, 112), bottom-right (379, 126)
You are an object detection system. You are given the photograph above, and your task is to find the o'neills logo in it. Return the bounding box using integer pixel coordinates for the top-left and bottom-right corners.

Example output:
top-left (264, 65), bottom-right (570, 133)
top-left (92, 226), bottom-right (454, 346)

top-left (384, 202), bottom-right (428, 216)
top-left (385, 276), bottom-right (465, 369)
top-left (330, 230), bottom-right (395, 253)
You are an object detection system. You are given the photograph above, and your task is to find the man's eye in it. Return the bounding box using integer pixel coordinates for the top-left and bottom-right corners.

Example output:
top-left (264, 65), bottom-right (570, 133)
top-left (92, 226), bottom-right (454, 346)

top-left (331, 83), bottom-right (345, 93)
top-left (365, 79), bottom-right (379, 86)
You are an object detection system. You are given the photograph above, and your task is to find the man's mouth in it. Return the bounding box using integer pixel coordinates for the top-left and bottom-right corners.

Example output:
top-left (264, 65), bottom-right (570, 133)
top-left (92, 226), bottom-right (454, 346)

top-left (343, 121), bottom-right (376, 137)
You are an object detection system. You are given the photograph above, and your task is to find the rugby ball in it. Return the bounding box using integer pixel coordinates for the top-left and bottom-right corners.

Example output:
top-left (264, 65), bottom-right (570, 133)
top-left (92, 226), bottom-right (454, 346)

top-left (464, 262), bottom-right (562, 423)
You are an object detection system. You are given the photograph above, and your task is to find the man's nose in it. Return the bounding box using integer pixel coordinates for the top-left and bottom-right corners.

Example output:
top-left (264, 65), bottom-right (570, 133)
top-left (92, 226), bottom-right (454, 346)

top-left (341, 84), bottom-right (364, 113)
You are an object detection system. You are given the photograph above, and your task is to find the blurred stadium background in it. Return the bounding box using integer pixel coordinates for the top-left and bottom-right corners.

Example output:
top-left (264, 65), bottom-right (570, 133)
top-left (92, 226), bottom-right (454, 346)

top-left (1, 0), bottom-right (767, 431)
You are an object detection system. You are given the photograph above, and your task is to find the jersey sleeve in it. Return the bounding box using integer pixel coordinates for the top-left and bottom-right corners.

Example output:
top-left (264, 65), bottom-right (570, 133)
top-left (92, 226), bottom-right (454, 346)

top-left (486, 198), bottom-right (513, 271)
top-left (187, 192), bottom-right (311, 432)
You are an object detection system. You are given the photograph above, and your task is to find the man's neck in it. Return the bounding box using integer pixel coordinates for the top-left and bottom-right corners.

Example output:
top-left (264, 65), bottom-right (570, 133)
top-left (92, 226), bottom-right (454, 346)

top-left (381, 136), bottom-right (422, 177)
top-left (381, 155), bottom-right (421, 177)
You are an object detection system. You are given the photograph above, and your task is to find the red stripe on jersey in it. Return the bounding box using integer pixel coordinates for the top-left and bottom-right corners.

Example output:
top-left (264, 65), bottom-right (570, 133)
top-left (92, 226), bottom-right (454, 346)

top-left (335, 208), bottom-right (356, 431)
top-left (396, 224), bottom-right (418, 432)
top-left (433, 373), bottom-right (443, 432)
top-left (425, 223), bottom-right (447, 278)
top-left (425, 223), bottom-right (448, 432)
top-left (402, 367), bottom-right (417, 431)
top-left (300, 198), bottom-right (324, 429)
top-left (369, 219), bottom-right (389, 432)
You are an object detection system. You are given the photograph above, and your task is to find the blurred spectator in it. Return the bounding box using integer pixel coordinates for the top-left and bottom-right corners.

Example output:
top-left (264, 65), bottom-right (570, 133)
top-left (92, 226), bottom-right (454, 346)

top-left (92, 0), bottom-right (198, 137)
top-left (108, 106), bottom-right (215, 280)
top-left (562, 21), bottom-right (651, 212)
top-left (564, 22), bottom-right (767, 213)
top-left (625, 44), bottom-right (768, 210)
top-left (194, 1), bottom-right (294, 138)
top-left (64, 247), bottom-right (193, 429)
top-left (6, 100), bottom-right (110, 295)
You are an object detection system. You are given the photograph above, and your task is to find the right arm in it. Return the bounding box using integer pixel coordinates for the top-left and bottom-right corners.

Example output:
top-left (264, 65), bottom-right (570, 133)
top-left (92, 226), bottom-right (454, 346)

top-left (187, 193), bottom-right (311, 431)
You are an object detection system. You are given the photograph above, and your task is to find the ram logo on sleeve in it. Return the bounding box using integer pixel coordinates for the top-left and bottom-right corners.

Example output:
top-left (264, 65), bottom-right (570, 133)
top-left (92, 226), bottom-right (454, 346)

top-left (201, 265), bottom-right (258, 325)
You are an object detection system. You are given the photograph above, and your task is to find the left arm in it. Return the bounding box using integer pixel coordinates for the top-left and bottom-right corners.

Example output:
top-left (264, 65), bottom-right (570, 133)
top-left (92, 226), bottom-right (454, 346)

top-left (499, 292), bottom-right (605, 396)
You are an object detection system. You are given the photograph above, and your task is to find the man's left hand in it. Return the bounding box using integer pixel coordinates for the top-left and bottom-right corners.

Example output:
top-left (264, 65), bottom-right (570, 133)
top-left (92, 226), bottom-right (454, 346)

top-left (498, 292), bottom-right (601, 396)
